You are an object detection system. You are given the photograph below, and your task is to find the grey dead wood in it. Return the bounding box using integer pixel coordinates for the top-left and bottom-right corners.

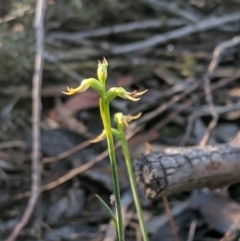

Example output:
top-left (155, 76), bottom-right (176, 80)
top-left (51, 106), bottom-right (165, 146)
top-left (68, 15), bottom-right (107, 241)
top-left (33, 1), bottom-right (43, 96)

top-left (134, 144), bottom-right (240, 199)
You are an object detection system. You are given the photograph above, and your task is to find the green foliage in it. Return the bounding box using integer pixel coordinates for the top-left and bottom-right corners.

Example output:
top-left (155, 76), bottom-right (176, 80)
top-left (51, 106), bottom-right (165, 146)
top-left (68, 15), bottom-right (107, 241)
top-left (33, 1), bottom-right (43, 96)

top-left (0, 0), bottom-right (34, 82)
top-left (0, 23), bottom-right (33, 82)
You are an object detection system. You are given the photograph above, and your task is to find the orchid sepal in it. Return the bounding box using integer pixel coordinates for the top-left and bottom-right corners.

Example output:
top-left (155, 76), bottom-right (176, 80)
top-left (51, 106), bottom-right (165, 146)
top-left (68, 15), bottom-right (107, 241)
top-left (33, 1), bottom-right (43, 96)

top-left (62, 78), bottom-right (103, 95)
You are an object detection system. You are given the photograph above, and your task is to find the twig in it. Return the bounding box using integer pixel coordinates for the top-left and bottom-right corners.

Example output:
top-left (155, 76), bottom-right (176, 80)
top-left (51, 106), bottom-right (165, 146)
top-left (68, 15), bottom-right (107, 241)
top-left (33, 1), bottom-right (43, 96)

top-left (200, 36), bottom-right (240, 146)
top-left (182, 100), bottom-right (240, 146)
top-left (6, 1), bottom-right (45, 241)
top-left (130, 82), bottom-right (199, 130)
top-left (162, 196), bottom-right (181, 241)
top-left (146, 75), bottom-right (240, 142)
top-left (15, 148), bottom-right (110, 200)
top-left (42, 140), bottom-right (90, 163)
top-left (111, 12), bottom-right (240, 54)
top-left (200, 74), bottom-right (219, 146)
top-left (129, 221), bottom-right (142, 241)
top-left (208, 36), bottom-right (240, 73)
top-left (187, 220), bottom-right (197, 241)
top-left (14, 127), bottom-right (140, 200)
top-left (128, 75), bottom-right (239, 147)
top-left (146, 199), bottom-right (190, 233)
top-left (140, 0), bottom-right (201, 22)
top-left (0, 140), bottom-right (26, 149)
top-left (0, 5), bottom-right (32, 24)
top-left (51, 18), bottom-right (186, 42)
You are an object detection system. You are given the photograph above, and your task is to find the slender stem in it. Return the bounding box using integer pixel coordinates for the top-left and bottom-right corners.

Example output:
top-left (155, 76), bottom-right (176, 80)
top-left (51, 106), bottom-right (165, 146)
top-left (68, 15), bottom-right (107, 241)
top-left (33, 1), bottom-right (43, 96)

top-left (99, 98), bottom-right (125, 241)
top-left (117, 123), bottom-right (149, 241)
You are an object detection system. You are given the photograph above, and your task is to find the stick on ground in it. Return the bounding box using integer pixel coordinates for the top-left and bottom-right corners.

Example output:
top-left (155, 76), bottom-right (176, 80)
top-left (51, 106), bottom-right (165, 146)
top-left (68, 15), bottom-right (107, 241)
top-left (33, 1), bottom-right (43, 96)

top-left (6, 1), bottom-right (45, 240)
top-left (134, 144), bottom-right (240, 199)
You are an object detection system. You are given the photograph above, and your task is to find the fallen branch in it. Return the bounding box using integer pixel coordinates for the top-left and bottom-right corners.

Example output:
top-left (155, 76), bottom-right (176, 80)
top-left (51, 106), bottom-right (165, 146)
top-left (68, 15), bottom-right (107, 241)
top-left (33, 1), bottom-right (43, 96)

top-left (134, 144), bottom-right (240, 199)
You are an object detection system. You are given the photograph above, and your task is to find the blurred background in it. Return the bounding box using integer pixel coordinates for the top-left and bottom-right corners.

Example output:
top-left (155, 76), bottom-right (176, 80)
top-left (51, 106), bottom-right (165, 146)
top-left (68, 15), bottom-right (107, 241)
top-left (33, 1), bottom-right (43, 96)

top-left (0, 0), bottom-right (240, 240)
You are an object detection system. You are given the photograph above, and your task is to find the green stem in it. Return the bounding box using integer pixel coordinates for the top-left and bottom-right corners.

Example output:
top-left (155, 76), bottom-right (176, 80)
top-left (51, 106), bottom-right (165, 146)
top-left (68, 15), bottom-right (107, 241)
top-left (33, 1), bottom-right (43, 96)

top-left (117, 123), bottom-right (149, 241)
top-left (99, 97), bottom-right (125, 241)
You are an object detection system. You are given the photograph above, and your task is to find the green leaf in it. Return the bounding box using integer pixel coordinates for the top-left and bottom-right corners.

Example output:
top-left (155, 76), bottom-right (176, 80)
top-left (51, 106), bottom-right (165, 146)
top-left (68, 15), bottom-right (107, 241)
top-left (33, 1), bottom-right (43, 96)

top-left (95, 194), bottom-right (117, 227)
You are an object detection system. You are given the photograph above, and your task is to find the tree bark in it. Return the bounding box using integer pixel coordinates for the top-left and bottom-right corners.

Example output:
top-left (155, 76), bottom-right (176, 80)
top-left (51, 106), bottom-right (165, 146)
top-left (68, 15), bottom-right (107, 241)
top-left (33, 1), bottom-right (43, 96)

top-left (134, 144), bottom-right (240, 199)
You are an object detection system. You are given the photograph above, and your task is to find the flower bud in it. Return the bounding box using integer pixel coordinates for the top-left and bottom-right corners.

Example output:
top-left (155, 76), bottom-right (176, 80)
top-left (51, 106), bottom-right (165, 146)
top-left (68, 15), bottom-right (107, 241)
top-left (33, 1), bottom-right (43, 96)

top-left (114, 112), bottom-right (142, 127)
top-left (97, 57), bottom-right (108, 83)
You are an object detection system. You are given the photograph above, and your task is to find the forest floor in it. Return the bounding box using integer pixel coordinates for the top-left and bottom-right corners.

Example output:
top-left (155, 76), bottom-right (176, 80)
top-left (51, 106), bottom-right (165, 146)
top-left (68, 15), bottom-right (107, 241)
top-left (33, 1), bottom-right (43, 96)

top-left (0, 1), bottom-right (240, 240)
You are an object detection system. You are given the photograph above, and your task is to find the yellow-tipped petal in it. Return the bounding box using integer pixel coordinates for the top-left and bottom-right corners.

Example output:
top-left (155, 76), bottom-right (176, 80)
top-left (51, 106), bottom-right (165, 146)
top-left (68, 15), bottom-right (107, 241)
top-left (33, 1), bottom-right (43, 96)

top-left (117, 88), bottom-right (147, 101)
top-left (126, 112), bottom-right (142, 122)
top-left (129, 89), bottom-right (148, 99)
top-left (90, 130), bottom-right (106, 143)
top-left (62, 79), bottom-right (91, 96)
top-left (114, 112), bottom-right (142, 127)
top-left (136, 89), bottom-right (148, 96)
top-left (62, 91), bottom-right (74, 95)
top-left (106, 87), bottom-right (147, 102)
top-left (103, 57), bottom-right (108, 67)
top-left (126, 95), bottom-right (140, 102)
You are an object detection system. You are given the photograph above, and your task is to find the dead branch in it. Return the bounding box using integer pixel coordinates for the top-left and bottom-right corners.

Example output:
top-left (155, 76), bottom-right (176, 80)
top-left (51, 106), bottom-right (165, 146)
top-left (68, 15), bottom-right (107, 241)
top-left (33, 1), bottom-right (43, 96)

top-left (111, 12), bottom-right (240, 54)
top-left (6, 1), bottom-right (45, 240)
top-left (134, 144), bottom-right (240, 199)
